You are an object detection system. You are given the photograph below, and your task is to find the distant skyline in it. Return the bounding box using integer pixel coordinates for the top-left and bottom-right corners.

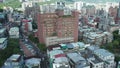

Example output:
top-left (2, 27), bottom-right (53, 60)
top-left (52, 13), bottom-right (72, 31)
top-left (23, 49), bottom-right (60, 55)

top-left (74, 0), bottom-right (120, 3)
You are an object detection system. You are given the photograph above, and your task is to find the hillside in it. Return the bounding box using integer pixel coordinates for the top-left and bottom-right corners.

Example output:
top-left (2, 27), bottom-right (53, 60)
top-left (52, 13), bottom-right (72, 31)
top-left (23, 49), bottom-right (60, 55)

top-left (0, 0), bottom-right (21, 9)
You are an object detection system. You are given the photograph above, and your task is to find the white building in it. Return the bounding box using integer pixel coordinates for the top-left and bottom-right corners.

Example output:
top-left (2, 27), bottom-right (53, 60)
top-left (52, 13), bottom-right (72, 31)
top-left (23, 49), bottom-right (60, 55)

top-left (74, 1), bottom-right (84, 11)
top-left (4, 54), bottom-right (23, 68)
top-left (25, 58), bottom-right (41, 68)
top-left (94, 49), bottom-right (116, 68)
top-left (53, 54), bottom-right (70, 68)
top-left (9, 27), bottom-right (19, 38)
top-left (21, 2), bottom-right (33, 11)
top-left (87, 56), bottom-right (104, 68)
top-left (0, 38), bottom-right (7, 49)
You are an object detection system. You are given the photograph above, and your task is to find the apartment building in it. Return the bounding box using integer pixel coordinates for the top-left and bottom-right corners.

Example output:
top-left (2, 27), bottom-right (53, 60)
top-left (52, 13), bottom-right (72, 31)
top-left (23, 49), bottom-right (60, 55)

top-left (37, 9), bottom-right (79, 46)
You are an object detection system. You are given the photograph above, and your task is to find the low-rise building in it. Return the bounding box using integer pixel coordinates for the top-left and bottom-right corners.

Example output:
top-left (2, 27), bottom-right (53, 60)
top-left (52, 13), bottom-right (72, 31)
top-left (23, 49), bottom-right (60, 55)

top-left (4, 54), bottom-right (23, 68)
top-left (47, 42), bottom-right (116, 68)
top-left (9, 27), bottom-right (19, 38)
top-left (25, 58), bottom-right (41, 68)
top-left (86, 46), bottom-right (104, 68)
top-left (87, 55), bottom-right (104, 68)
top-left (83, 31), bottom-right (113, 45)
top-left (67, 53), bottom-right (90, 68)
top-left (86, 46), bottom-right (99, 54)
top-left (94, 49), bottom-right (116, 68)
top-left (78, 26), bottom-right (95, 40)
top-left (49, 50), bottom-right (70, 68)
top-left (0, 38), bottom-right (7, 49)
top-left (53, 54), bottom-right (70, 68)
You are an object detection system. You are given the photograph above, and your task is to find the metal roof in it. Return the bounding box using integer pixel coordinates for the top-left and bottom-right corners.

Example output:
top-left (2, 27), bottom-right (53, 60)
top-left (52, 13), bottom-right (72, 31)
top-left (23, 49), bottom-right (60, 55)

top-left (66, 44), bottom-right (74, 49)
top-left (67, 53), bottom-right (85, 63)
top-left (94, 49), bottom-right (114, 57)
top-left (0, 38), bottom-right (7, 44)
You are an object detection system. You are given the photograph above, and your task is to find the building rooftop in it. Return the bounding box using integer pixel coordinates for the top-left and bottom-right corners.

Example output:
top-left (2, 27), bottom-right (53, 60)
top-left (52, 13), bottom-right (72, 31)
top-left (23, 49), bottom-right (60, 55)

top-left (0, 28), bottom-right (6, 34)
top-left (77, 42), bottom-right (85, 47)
top-left (9, 27), bottom-right (19, 31)
top-left (47, 45), bottom-right (60, 51)
top-left (94, 49), bottom-right (114, 57)
top-left (67, 53), bottom-right (85, 63)
top-left (67, 52), bottom-right (90, 68)
top-left (49, 50), bottom-right (64, 59)
top-left (71, 43), bottom-right (79, 48)
top-left (84, 31), bottom-right (105, 39)
top-left (87, 46), bottom-right (99, 52)
top-left (91, 57), bottom-right (103, 64)
top-left (87, 55), bottom-right (103, 64)
top-left (66, 44), bottom-right (74, 49)
top-left (0, 38), bottom-right (7, 44)
top-left (54, 57), bottom-right (68, 63)
top-left (25, 58), bottom-right (41, 66)
top-left (55, 54), bottom-right (66, 58)
top-left (7, 54), bottom-right (21, 62)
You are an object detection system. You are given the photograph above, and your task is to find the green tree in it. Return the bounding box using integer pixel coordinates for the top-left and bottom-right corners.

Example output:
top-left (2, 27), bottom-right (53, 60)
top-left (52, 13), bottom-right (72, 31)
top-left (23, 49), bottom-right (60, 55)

top-left (37, 43), bottom-right (46, 51)
top-left (113, 40), bottom-right (119, 48)
top-left (28, 34), bottom-right (39, 43)
top-left (0, 9), bottom-right (3, 12)
top-left (28, 34), bottom-right (47, 52)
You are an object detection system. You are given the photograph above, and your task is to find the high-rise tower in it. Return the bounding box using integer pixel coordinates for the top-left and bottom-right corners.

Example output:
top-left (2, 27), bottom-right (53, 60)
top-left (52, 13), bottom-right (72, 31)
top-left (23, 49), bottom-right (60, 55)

top-left (117, 2), bottom-right (120, 18)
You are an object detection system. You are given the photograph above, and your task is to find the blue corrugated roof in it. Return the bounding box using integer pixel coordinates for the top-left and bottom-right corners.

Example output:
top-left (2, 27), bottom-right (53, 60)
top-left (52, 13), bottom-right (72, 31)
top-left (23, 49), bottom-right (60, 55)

top-left (66, 44), bottom-right (74, 49)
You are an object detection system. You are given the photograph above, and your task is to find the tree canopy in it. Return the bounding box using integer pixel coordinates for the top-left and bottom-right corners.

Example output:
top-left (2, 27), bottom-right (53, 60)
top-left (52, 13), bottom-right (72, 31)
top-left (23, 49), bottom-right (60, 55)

top-left (0, 38), bottom-right (22, 66)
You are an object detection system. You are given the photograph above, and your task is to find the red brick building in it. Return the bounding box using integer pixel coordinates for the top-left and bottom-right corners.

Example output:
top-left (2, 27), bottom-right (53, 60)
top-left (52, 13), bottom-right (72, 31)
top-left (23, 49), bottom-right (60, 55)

top-left (37, 10), bottom-right (79, 46)
top-left (108, 6), bottom-right (118, 18)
